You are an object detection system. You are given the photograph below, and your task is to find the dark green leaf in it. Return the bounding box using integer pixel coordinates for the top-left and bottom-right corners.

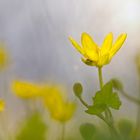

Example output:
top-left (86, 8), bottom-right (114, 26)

top-left (80, 123), bottom-right (96, 140)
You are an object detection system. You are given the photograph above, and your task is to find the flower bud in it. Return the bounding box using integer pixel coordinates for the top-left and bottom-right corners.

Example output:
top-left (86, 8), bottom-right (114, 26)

top-left (73, 83), bottom-right (83, 98)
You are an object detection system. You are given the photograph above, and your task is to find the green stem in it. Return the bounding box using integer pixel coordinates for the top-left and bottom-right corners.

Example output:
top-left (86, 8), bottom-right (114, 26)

top-left (98, 113), bottom-right (118, 137)
top-left (61, 123), bottom-right (65, 140)
top-left (120, 90), bottom-right (140, 105)
top-left (106, 108), bottom-right (113, 124)
top-left (97, 67), bottom-right (119, 138)
top-left (79, 96), bottom-right (90, 108)
top-left (78, 97), bottom-right (107, 124)
top-left (98, 67), bottom-right (103, 89)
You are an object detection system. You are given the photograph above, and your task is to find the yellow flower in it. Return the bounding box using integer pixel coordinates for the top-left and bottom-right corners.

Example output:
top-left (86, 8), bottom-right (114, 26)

top-left (12, 80), bottom-right (46, 99)
top-left (43, 86), bottom-right (76, 122)
top-left (69, 32), bottom-right (127, 67)
top-left (0, 99), bottom-right (5, 112)
top-left (0, 43), bottom-right (9, 70)
top-left (12, 80), bottom-right (76, 122)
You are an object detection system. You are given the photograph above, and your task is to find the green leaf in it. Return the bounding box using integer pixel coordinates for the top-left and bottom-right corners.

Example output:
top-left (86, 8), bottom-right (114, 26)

top-left (85, 104), bottom-right (106, 115)
top-left (80, 123), bottom-right (96, 140)
top-left (73, 83), bottom-right (83, 97)
top-left (107, 92), bottom-right (121, 109)
top-left (16, 112), bottom-right (47, 140)
top-left (93, 81), bottom-right (113, 105)
top-left (86, 81), bottom-right (121, 115)
top-left (111, 78), bottom-right (123, 91)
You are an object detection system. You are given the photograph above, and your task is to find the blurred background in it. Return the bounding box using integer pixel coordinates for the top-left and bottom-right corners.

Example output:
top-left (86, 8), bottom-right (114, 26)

top-left (0, 0), bottom-right (140, 139)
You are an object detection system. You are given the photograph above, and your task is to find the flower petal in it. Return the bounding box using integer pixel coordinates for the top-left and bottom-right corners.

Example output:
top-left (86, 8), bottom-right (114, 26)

top-left (97, 54), bottom-right (109, 67)
top-left (81, 32), bottom-right (98, 51)
top-left (101, 33), bottom-right (113, 55)
top-left (43, 86), bottom-right (75, 122)
top-left (12, 80), bottom-right (43, 98)
top-left (63, 102), bottom-right (76, 122)
top-left (85, 50), bottom-right (99, 61)
top-left (0, 44), bottom-right (9, 70)
top-left (81, 32), bottom-right (99, 61)
top-left (69, 37), bottom-right (84, 55)
top-left (0, 99), bottom-right (5, 112)
top-left (109, 33), bottom-right (127, 59)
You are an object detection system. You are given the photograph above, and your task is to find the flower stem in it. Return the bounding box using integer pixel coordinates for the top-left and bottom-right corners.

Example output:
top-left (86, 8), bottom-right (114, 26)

top-left (97, 67), bottom-right (119, 138)
top-left (61, 123), bottom-right (65, 140)
top-left (98, 67), bottom-right (103, 89)
top-left (120, 90), bottom-right (140, 105)
top-left (79, 96), bottom-right (90, 108)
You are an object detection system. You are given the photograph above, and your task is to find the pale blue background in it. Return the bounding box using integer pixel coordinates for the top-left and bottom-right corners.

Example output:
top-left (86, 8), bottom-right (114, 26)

top-left (0, 0), bottom-right (139, 137)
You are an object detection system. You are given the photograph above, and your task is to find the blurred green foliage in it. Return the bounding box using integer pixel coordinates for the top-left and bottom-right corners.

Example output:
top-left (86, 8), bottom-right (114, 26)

top-left (16, 112), bottom-right (47, 140)
top-left (111, 79), bottom-right (123, 91)
top-left (118, 119), bottom-right (134, 140)
top-left (79, 119), bottom-right (134, 140)
top-left (80, 123), bottom-right (96, 140)
top-left (79, 123), bottom-right (111, 140)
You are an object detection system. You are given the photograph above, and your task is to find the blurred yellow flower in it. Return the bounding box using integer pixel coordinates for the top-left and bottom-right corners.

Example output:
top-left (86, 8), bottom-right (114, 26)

top-left (0, 99), bottom-right (5, 112)
top-left (12, 80), bottom-right (46, 99)
top-left (0, 43), bottom-right (9, 70)
top-left (43, 86), bottom-right (76, 122)
top-left (12, 80), bottom-right (76, 122)
top-left (69, 32), bottom-right (127, 67)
